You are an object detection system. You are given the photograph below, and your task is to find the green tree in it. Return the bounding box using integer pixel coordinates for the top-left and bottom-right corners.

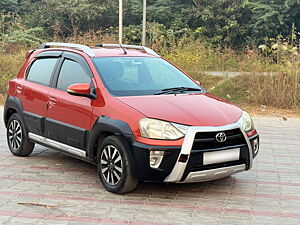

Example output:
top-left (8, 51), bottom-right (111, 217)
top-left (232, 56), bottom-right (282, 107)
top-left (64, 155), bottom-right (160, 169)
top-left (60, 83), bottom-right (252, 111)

top-left (6, 0), bottom-right (299, 47)
top-left (246, 0), bottom-right (300, 43)
top-left (187, 0), bottom-right (253, 47)
top-left (21, 0), bottom-right (115, 37)
top-left (0, 0), bottom-right (18, 13)
top-left (0, 12), bottom-right (43, 50)
top-left (124, 0), bottom-right (192, 27)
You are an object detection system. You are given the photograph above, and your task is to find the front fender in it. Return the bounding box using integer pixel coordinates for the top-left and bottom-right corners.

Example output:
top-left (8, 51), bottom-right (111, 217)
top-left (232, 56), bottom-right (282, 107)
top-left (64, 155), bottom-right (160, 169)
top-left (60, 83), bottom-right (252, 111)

top-left (86, 116), bottom-right (135, 162)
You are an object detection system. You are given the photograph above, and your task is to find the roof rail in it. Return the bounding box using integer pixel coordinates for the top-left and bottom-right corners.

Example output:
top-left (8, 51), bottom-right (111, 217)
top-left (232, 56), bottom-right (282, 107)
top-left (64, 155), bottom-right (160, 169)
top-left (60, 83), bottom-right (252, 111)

top-left (98, 44), bottom-right (160, 57)
top-left (39, 42), bottom-right (95, 57)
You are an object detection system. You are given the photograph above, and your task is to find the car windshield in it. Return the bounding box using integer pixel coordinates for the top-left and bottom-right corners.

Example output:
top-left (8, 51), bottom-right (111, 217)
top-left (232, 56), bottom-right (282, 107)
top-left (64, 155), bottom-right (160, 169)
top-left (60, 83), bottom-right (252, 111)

top-left (92, 57), bottom-right (204, 97)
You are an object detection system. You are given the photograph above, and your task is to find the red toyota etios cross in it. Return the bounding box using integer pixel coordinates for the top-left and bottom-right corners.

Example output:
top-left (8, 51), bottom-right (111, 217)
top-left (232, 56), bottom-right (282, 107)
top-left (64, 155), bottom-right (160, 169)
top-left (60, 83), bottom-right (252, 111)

top-left (4, 42), bottom-right (259, 193)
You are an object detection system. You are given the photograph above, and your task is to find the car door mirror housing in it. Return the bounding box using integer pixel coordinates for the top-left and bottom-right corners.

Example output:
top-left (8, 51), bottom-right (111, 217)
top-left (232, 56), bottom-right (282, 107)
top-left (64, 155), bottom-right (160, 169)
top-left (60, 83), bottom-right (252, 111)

top-left (67, 83), bottom-right (95, 99)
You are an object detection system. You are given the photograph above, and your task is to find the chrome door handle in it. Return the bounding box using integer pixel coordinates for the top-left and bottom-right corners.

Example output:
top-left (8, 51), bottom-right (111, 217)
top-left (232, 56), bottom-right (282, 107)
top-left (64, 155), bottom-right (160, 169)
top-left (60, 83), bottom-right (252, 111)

top-left (48, 96), bottom-right (57, 105)
top-left (16, 85), bottom-right (23, 94)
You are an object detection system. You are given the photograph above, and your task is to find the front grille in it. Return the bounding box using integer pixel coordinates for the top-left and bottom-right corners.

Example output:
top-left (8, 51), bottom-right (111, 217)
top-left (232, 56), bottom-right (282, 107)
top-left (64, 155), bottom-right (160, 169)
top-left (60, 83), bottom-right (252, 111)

top-left (192, 128), bottom-right (246, 151)
top-left (180, 128), bottom-right (250, 181)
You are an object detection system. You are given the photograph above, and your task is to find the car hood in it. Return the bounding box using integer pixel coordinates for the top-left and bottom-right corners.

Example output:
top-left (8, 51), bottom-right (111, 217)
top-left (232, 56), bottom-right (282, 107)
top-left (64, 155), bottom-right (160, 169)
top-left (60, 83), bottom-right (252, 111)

top-left (116, 93), bottom-right (243, 126)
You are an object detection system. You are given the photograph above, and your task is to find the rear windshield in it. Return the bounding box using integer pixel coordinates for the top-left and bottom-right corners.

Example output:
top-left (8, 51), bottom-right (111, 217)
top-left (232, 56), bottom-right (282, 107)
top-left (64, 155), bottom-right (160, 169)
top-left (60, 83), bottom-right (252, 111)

top-left (92, 57), bottom-right (203, 96)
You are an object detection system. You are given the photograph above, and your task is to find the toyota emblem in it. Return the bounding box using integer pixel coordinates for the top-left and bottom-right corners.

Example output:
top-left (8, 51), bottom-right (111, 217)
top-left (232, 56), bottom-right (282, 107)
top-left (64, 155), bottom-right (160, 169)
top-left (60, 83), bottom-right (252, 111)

top-left (216, 132), bottom-right (227, 143)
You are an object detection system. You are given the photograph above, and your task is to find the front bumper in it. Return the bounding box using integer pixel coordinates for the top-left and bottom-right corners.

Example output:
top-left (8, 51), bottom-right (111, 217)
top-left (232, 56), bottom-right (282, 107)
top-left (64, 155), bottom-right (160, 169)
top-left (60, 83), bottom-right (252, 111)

top-left (131, 142), bottom-right (181, 182)
top-left (131, 122), bottom-right (259, 183)
top-left (182, 164), bottom-right (246, 183)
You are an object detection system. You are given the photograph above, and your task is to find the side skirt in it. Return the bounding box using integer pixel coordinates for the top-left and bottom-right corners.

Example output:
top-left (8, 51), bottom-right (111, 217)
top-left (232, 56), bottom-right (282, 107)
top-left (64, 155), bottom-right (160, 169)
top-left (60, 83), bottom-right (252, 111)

top-left (28, 132), bottom-right (86, 158)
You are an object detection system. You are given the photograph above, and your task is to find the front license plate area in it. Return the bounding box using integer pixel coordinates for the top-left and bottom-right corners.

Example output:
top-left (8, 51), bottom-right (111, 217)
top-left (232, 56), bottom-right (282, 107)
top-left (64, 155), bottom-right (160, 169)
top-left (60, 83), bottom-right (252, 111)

top-left (203, 148), bottom-right (240, 165)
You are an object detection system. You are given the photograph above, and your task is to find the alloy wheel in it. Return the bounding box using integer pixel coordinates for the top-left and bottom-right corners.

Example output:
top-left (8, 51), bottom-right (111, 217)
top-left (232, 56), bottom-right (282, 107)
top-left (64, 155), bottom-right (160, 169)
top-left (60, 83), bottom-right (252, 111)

top-left (100, 145), bottom-right (123, 185)
top-left (8, 120), bottom-right (22, 150)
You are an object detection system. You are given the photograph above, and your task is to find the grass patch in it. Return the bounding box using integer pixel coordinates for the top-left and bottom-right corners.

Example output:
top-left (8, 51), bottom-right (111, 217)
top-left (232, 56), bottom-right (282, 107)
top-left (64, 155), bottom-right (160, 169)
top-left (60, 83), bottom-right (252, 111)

top-left (163, 43), bottom-right (280, 73)
top-left (192, 73), bottom-right (225, 91)
top-left (0, 51), bottom-right (25, 94)
top-left (211, 67), bottom-right (300, 109)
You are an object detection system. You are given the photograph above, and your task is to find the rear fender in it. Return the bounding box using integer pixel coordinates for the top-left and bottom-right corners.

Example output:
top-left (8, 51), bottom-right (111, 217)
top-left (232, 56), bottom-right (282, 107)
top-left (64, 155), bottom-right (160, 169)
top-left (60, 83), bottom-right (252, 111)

top-left (3, 96), bottom-right (29, 138)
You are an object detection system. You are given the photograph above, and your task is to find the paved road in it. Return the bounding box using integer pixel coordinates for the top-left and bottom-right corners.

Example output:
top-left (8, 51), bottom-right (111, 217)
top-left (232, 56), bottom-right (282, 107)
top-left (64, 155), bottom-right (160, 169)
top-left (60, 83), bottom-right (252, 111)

top-left (0, 109), bottom-right (300, 224)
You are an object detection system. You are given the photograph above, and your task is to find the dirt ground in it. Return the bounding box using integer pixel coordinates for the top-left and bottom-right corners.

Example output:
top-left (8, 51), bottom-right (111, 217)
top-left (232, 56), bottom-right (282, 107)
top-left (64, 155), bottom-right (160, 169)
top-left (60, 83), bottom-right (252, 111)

top-left (240, 104), bottom-right (300, 118)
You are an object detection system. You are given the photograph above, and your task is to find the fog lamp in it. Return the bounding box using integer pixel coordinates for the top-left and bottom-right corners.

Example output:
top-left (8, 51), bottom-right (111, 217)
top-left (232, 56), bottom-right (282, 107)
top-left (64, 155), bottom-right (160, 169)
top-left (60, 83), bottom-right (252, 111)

top-left (149, 151), bottom-right (164, 168)
top-left (253, 138), bottom-right (259, 155)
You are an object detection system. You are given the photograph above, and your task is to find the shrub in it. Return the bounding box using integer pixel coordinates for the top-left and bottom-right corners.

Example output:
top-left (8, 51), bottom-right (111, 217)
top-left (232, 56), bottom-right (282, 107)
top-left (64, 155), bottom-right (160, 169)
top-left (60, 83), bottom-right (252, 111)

top-left (0, 50), bottom-right (25, 95)
top-left (0, 12), bottom-right (44, 52)
top-left (211, 65), bottom-right (300, 109)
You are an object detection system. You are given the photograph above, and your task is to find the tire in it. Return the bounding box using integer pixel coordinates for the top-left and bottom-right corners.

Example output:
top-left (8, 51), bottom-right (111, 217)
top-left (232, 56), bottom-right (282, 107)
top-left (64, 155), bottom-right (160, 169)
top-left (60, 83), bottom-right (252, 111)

top-left (6, 113), bottom-right (35, 156)
top-left (97, 135), bottom-right (138, 194)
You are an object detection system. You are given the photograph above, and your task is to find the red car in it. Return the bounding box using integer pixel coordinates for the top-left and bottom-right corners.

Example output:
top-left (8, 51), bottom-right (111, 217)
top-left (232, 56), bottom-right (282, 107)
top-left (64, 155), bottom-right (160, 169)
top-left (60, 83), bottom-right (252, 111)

top-left (4, 43), bottom-right (259, 193)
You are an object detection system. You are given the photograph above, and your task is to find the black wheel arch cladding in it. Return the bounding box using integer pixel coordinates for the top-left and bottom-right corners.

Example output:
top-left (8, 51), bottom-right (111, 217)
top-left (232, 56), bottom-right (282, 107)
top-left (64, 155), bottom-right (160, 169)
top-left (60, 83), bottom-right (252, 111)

top-left (86, 115), bottom-right (135, 162)
top-left (3, 96), bottom-right (30, 138)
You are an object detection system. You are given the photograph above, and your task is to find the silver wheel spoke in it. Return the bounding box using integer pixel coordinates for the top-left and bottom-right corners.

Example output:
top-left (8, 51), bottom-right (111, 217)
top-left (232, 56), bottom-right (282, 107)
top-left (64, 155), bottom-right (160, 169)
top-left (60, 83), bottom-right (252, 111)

top-left (15, 123), bottom-right (20, 131)
top-left (12, 139), bottom-right (16, 149)
top-left (111, 171), bottom-right (115, 184)
top-left (103, 148), bottom-right (109, 161)
top-left (15, 137), bottom-right (20, 145)
top-left (113, 170), bottom-right (120, 181)
top-left (15, 140), bottom-right (18, 149)
top-left (108, 146), bottom-right (112, 159)
top-left (16, 136), bottom-right (21, 143)
top-left (10, 140), bottom-right (14, 149)
top-left (114, 156), bottom-right (121, 163)
top-left (101, 167), bottom-right (108, 173)
top-left (100, 145), bottom-right (123, 185)
top-left (101, 159), bottom-right (108, 165)
top-left (106, 170), bottom-right (111, 183)
top-left (115, 165), bottom-right (122, 173)
top-left (111, 148), bottom-right (117, 160)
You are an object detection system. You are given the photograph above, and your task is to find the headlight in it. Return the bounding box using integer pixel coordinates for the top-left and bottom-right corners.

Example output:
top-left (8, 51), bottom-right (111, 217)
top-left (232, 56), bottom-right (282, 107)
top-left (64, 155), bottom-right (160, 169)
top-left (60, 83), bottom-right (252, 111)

top-left (239, 111), bottom-right (254, 132)
top-left (139, 118), bottom-right (188, 140)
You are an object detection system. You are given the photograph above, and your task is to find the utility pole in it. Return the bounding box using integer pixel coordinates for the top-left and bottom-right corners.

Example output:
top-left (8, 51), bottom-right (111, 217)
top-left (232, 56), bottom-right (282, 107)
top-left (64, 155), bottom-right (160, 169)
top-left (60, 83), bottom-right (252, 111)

top-left (119, 0), bottom-right (123, 44)
top-left (142, 0), bottom-right (147, 46)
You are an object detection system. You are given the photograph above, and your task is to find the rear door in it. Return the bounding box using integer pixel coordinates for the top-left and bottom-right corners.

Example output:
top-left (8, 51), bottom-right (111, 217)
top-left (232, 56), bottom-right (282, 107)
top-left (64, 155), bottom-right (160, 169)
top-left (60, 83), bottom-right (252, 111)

top-left (17, 52), bottom-right (62, 136)
top-left (45, 52), bottom-right (95, 150)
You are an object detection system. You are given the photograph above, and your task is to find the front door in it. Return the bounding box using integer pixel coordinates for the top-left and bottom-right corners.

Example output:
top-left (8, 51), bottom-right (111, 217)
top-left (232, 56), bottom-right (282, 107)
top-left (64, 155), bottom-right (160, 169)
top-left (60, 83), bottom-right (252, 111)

top-left (46, 53), bottom-right (95, 150)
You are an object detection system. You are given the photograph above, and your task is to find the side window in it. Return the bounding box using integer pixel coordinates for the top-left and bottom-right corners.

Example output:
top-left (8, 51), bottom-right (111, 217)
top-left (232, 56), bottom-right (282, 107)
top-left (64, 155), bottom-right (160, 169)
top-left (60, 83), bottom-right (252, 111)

top-left (57, 59), bottom-right (91, 91)
top-left (27, 58), bottom-right (58, 86)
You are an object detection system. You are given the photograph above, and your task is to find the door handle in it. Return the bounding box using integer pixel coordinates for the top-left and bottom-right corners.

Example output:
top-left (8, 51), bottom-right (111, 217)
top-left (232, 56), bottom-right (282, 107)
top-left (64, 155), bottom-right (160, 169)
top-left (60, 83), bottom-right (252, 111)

top-left (48, 96), bottom-right (57, 105)
top-left (16, 85), bottom-right (23, 94)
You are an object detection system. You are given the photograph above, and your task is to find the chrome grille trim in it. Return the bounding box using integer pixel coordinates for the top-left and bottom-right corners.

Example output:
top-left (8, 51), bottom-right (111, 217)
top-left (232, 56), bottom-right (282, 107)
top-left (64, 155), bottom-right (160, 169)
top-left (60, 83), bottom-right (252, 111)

top-left (164, 120), bottom-right (253, 183)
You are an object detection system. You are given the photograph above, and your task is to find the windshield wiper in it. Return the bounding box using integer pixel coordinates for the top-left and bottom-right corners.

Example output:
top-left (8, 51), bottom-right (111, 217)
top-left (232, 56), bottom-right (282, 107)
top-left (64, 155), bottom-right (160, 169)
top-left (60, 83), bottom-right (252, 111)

top-left (154, 87), bottom-right (203, 95)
